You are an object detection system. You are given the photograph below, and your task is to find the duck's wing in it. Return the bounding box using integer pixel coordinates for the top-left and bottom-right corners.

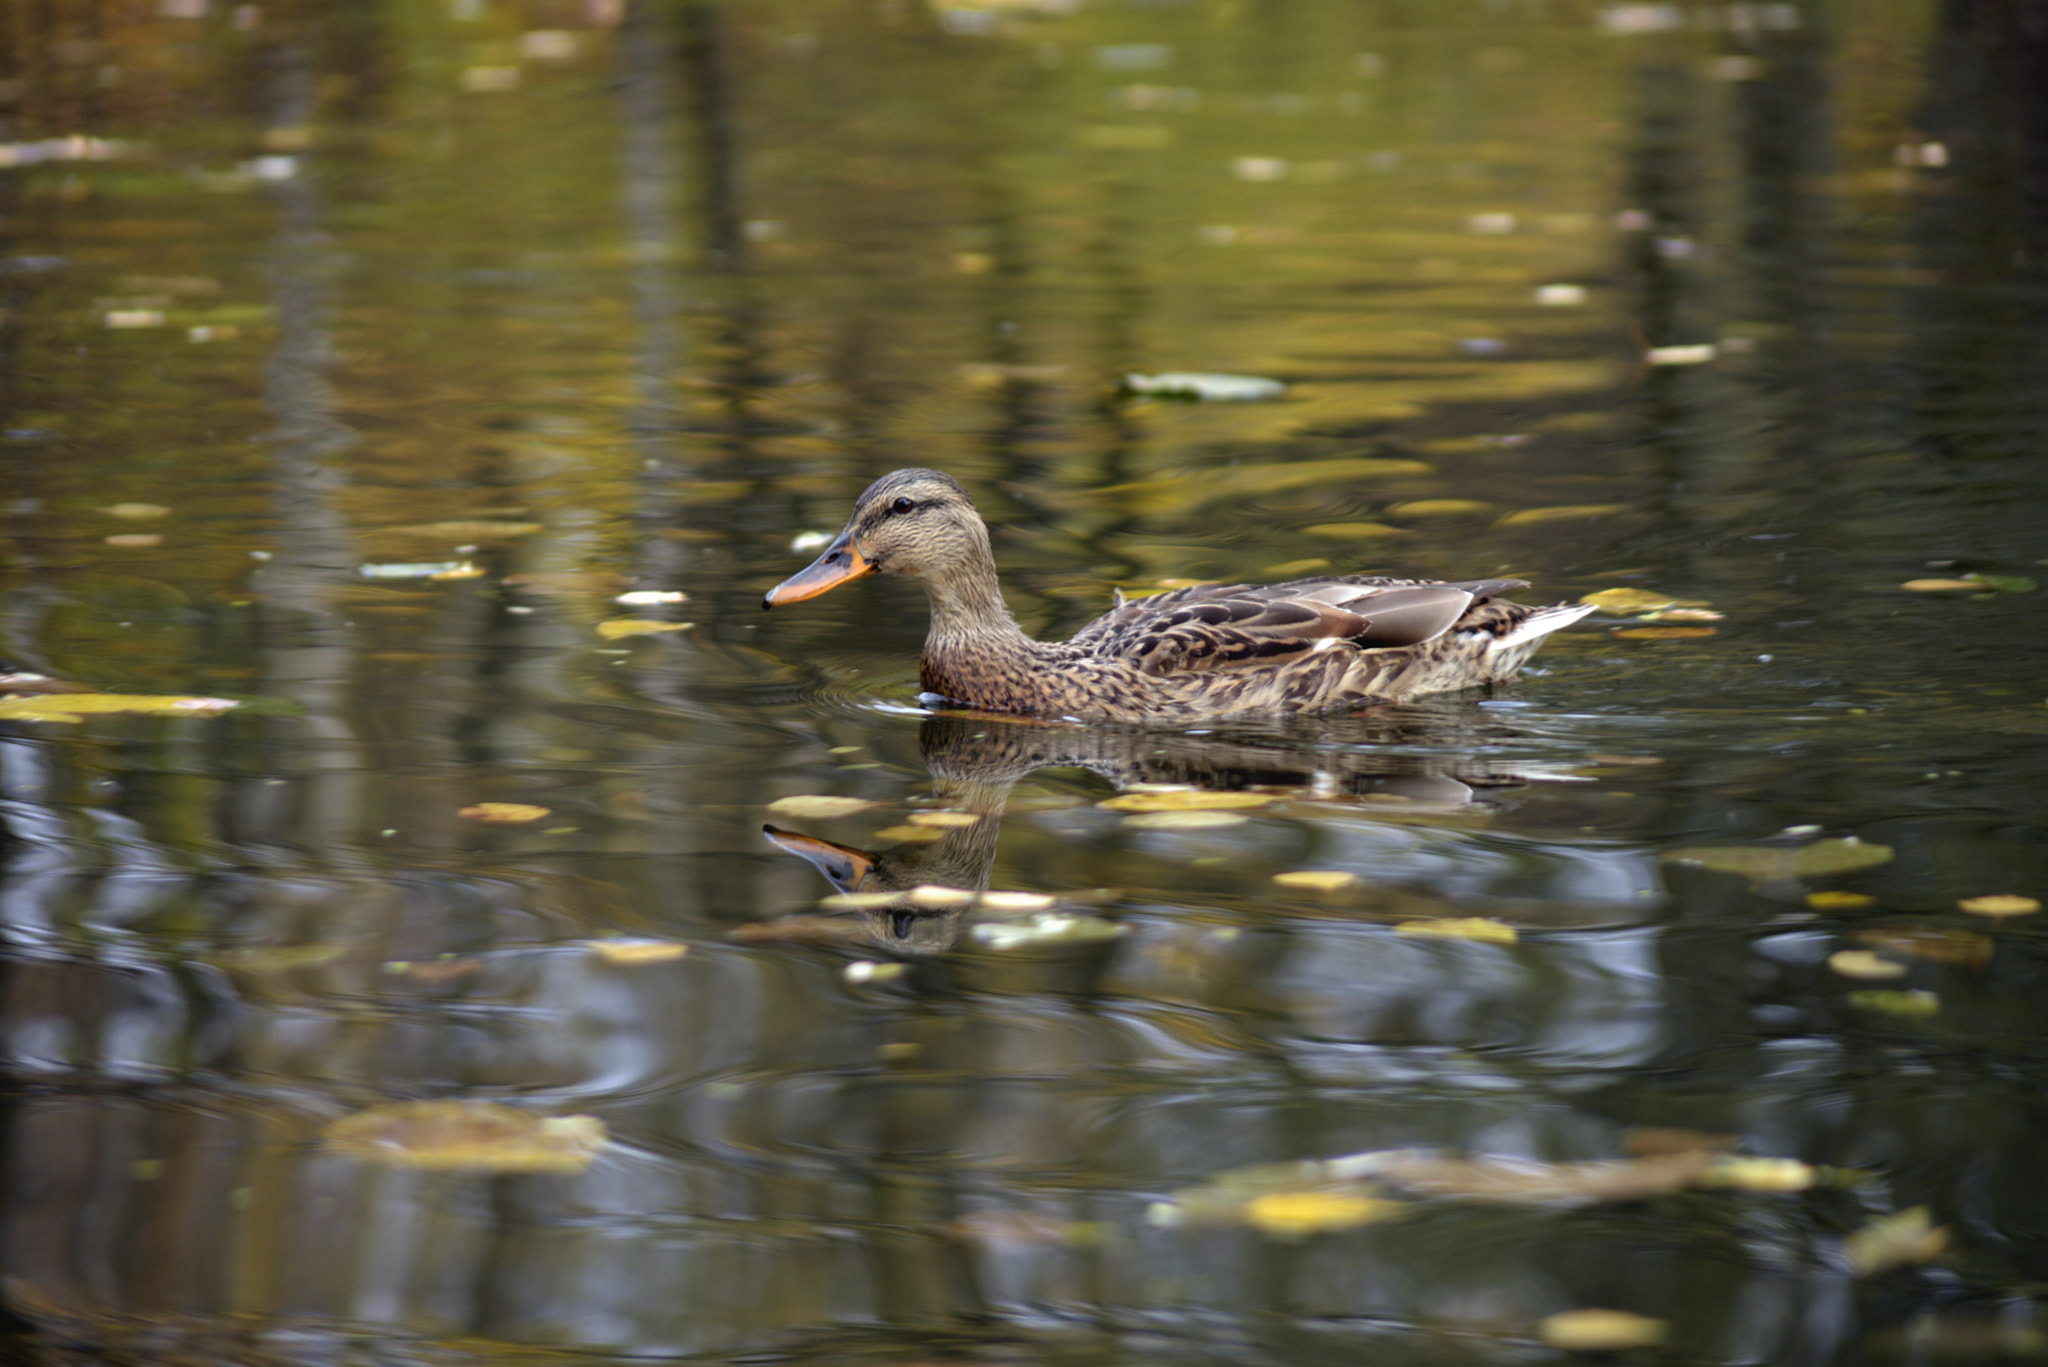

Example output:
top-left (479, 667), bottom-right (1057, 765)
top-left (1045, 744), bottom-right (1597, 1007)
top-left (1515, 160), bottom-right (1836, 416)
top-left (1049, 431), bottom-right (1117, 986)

top-left (1080, 577), bottom-right (1526, 678)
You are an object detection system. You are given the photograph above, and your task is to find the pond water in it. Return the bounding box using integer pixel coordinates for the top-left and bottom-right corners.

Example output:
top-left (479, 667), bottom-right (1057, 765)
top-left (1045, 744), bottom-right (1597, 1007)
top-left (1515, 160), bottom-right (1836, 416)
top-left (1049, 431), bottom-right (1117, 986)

top-left (3, 2), bottom-right (2047, 1364)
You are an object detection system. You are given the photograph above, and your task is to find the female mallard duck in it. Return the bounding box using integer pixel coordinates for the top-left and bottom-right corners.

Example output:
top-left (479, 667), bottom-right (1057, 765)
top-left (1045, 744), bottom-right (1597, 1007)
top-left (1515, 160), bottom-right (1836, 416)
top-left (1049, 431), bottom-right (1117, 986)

top-left (764, 468), bottom-right (1594, 722)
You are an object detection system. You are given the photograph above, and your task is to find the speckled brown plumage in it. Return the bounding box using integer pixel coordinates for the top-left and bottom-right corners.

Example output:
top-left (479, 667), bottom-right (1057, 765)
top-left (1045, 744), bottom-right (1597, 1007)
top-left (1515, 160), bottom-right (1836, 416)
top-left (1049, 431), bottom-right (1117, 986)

top-left (764, 469), bottom-right (1595, 723)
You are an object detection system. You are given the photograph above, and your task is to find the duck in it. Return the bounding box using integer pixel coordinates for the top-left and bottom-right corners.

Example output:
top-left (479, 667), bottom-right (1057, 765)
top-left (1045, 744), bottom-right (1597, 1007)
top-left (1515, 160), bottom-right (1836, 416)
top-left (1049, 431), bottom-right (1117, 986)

top-left (763, 468), bottom-right (1595, 723)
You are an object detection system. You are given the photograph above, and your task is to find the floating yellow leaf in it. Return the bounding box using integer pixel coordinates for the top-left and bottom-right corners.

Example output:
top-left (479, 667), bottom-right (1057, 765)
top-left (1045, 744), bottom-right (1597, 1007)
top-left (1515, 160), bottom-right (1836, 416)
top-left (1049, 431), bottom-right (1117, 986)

top-left (1828, 950), bottom-right (1906, 980)
top-left (979, 890), bottom-right (1057, 912)
top-left (1387, 499), bottom-right (1492, 518)
top-left (1901, 578), bottom-right (1989, 592)
top-left (1099, 790), bottom-right (1276, 812)
top-left (324, 1101), bottom-right (607, 1173)
top-left (104, 533), bottom-right (163, 547)
top-left (1396, 917), bottom-right (1517, 944)
top-left (908, 885), bottom-right (976, 908)
top-left (596, 618), bottom-right (694, 640)
top-left (1244, 1191), bottom-right (1403, 1238)
top-left (1849, 988), bottom-right (1939, 1017)
top-left (872, 824), bottom-right (948, 843)
top-left (458, 802), bottom-right (550, 824)
top-left (1643, 607), bottom-right (1724, 622)
top-left (1614, 626), bottom-right (1718, 639)
top-left (766, 795), bottom-right (876, 819)
top-left (1957, 893), bottom-right (2039, 918)
top-left (1496, 504), bottom-right (1629, 526)
top-left (1274, 870), bottom-right (1359, 892)
top-left (102, 502), bottom-right (169, 520)
top-left (1808, 890), bottom-right (1876, 910)
top-left (384, 520), bottom-right (542, 541)
top-left (1539, 1309), bottom-right (1668, 1352)
top-left (1121, 810), bottom-right (1249, 830)
top-left (1697, 1157), bottom-right (1816, 1193)
top-left (0, 692), bottom-right (238, 723)
top-left (907, 810), bottom-right (981, 828)
top-left (1845, 1207), bottom-right (1948, 1276)
top-left (586, 939), bottom-right (688, 966)
top-left (1303, 521), bottom-right (1407, 540)
top-left (843, 960), bottom-right (908, 984)
top-left (1661, 838), bottom-right (1892, 883)
top-left (1572, 586), bottom-right (1687, 610)
top-left (816, 890), bottom-right (904, 910)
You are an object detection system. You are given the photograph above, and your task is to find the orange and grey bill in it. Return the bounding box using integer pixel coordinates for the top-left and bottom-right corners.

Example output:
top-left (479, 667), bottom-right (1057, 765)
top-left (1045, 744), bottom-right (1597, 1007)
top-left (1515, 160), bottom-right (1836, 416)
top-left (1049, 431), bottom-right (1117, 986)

top-left (762, 825), bottom-right (876, 890)
top-left (763, 533), bottom-right (874, 607)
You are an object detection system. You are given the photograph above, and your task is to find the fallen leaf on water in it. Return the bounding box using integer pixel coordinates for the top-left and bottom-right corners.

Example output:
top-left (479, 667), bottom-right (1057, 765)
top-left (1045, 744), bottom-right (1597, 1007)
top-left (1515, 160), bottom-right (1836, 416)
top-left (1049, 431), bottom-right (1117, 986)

top-left (1396, 917), bottom-right (1518, 944)
top-left (1646, 343), bottom-right (1717, 366)
top-left (1539, 1309), bottom-right (1668, 1352)
top-left (324, 1101), bottom-right (606, 1173)
top-left (1852, 927), bottom-right (1992, 968)
top-left (1374, 1148), bottom-right (1718, 1205)
top-left (1845, 1206), bottom-right (1949, 1276)
top-left (458, 803), bottom-right (550, 824)
top-left (1828, 950), bottom-right (1906, 980)
top-left (1660, 837), bottom-right (1893, 883)
top-left (1274, 869), bottom-right (1359, 892)
top-left (843, 959), bottom-right (908, 985)
top-left (586, 939), bottom-right (688, 966)
top-left (1900, 578), bottom-right (1986, 592)
top-left (596, 618), bottom-right (693, 640)
top-left (1578, 587), bottom-right (1705, 614)
top-left (1962, 572), bottom-right (2035, 593)
top-left (1100, 790), bottom-right (1276, 812)
top-left (0, 693), bottom-right (238, 723)
top-left (104, 533), bottom-right (162, 547)
top-left (1303, 521), bottom-right (1407, 541)
top-left (1244, 1191), bottom-right (1403, 1239)
top-left (1698, 1157), bottom-right (1816, 1193)
top-left (1387, 499), bottom-right (1492, 517)
top-left (817, 891), bottom-right (901, 910)
top-left (1121, 810), bottom-right (1249, 830)
top-left (1848, 988), bottom-right (1939, 1018)
top-left (971, 912), bottom-right (1126, 950)
top-left (383, 520), bottom-right (541, 541)
top-left (1614, 626), bottom-right (1718, 639)
top-left (1957, 893), bottom-right (2039, 918)
top-left (1589, 753), bottom-right (1665, 767)
top-left (908, 885), bottom-right (975, 909)
top-left (979, 890), bottom-right (1057, 912)
top-left (1496, 504), bottom-right (1629, 526)
top-left (359, 560), bottom-right (482, 581)
top-left (1642, 606), bottom-right (1724, 622)
top-left (872, 824), bottom-right (948, 843)
top-left (766, 795), bottom-right (875, 819)
top-left (1807, 890), bottom-right (1876, 910)
top-left (615, 590), bottom-right (689, 606)
top-left (102, 502), bottom-right (169, 519)
top-left (907, 810), bottom-right (981, 828)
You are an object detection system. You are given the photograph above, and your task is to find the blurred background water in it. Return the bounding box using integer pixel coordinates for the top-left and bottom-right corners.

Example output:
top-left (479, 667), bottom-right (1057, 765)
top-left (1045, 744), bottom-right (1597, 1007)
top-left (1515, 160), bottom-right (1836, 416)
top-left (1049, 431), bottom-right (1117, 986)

top-left (3, 1), bottom-right (2047, 1364)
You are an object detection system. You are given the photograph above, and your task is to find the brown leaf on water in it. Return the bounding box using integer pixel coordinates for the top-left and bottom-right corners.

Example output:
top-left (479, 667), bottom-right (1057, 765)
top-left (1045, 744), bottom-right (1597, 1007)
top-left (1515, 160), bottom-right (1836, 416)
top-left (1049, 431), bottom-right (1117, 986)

top-left (0, 693), bottom-right (238, 723)
top-left (1099, 789), bottom-right (1276, 812)
top-left (1901, 578), bottom-right (1989, 592)
top-left (458, 802), bottom-right (550, 824)
top-left (102, 502), bottom-right (170, 519)
top-left (1852, 927), bottom-right (1992, 969)
top-left (104, 533), bottom-right (163, 547)
top-left (1660, 837), bottom-right (1892, 883)
top-left (324, 1100), bottom-right (607, 1173)
top-left (1539, 1309), bottom-right (1668, 1352)
top-left (1957, 893), bottom-right (2039, 918)
top-left (1845, 1206), bottom-right (1949, 1276)
top-left (1614, 626), bottom-right (1718, 639)
top-left (766, 794), bottom-right (876, 819)
top-left (383, 521), bottom-right (542, 541)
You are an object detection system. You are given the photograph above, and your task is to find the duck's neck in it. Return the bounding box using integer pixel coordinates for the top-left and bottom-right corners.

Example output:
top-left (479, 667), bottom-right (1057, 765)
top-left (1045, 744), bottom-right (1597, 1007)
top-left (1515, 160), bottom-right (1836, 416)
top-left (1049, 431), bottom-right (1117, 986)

top-left (915, 551), bottom-right (1055, 707)
top-left (921, 552), bottom-right (1032, 648)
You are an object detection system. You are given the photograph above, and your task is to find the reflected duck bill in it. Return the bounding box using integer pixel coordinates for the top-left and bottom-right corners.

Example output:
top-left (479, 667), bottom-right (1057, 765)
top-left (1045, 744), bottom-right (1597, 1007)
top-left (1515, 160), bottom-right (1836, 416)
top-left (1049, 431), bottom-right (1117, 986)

top-left (762, 824), bottom-right (876, 891)
top-left (763, 532), bottom-right (875, 607)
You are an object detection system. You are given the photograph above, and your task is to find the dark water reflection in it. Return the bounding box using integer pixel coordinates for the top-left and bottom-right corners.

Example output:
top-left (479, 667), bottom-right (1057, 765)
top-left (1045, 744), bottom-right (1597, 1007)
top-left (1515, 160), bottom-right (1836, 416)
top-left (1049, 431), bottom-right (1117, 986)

top-left (4, 1), bottom-right (2048, 1364)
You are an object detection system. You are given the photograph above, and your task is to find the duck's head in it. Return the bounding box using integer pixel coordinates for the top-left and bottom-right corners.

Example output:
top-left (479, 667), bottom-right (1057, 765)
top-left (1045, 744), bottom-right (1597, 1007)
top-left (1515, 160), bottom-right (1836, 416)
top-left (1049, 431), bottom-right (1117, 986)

top-left (764, 468), bottom-right (989, 607)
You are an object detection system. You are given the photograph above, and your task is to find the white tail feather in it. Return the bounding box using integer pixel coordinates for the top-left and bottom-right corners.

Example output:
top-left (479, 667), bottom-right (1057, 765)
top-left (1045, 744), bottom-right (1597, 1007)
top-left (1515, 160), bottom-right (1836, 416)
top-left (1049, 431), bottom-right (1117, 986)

top-left (1489, 601), bottom-right (1597, 654)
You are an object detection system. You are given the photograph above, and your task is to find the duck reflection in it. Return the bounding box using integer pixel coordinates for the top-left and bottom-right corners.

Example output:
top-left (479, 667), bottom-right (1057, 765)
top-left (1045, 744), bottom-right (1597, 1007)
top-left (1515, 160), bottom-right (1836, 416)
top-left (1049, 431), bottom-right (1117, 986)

top-left (760, 706), bottom-right (1549, 954)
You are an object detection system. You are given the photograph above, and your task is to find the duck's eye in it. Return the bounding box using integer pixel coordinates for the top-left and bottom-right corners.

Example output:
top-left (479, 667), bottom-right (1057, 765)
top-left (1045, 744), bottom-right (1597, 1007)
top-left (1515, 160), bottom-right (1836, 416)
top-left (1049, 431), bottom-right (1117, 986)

top-left (890, 496), bottom-right (916, 515)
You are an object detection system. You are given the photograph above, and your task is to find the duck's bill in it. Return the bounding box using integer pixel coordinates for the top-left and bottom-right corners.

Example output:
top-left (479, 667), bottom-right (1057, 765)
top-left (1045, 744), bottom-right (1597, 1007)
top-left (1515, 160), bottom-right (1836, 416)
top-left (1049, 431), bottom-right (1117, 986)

top-left (762, 824), bottom-right (876, 892)
top-left (763, 532), bottom-right (874, 607)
